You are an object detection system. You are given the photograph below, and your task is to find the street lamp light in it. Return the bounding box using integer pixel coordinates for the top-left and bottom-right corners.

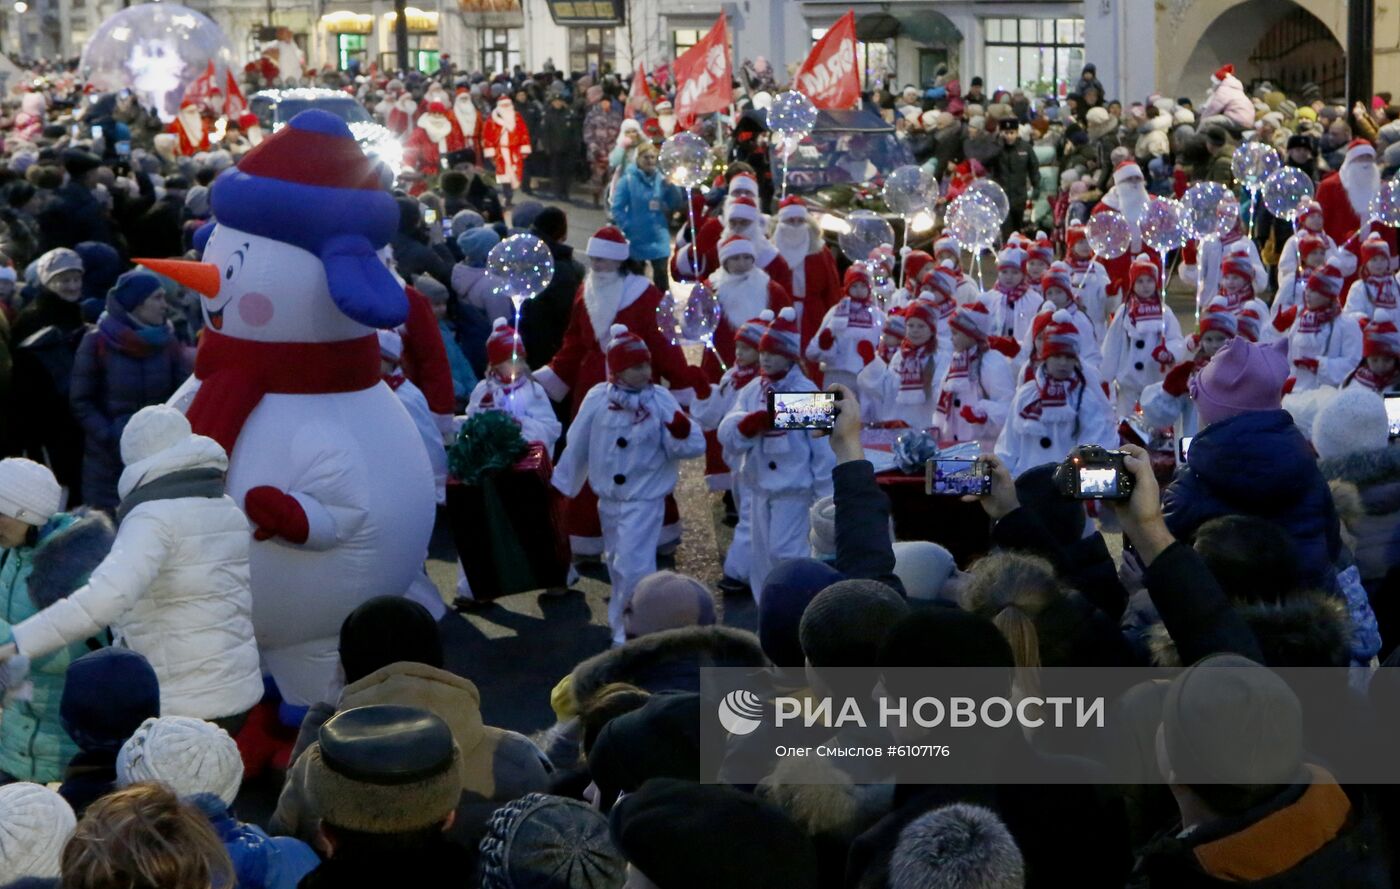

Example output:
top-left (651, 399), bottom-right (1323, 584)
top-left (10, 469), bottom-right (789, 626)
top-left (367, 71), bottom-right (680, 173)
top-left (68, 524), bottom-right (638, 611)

top-left (13, 1), bottom-right (28, 12)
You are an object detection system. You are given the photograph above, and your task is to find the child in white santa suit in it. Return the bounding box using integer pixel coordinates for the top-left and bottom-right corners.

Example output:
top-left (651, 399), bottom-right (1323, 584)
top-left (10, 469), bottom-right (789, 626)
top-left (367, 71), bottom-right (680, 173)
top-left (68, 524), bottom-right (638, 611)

top-left (1282, 264), bottom-right (1364, 393)
top-left (1344, 312), bottom-right (1400, 393)
top-left (1277, 201), bottom-right (1354, 301)
top-left (552, 326), bottom-right (705, 643)
top-left (1344, 233), bottom-right (1400, 323)
top-left (1024, 234), bottom-right (1055, 292)
top-left (691, 312), bottom-right (770, 591)
top-left (912, 261), bottom-right (961, 354)
top-left (1101, 255), bottom-right (1186, 416)
top-left (995, 313), bottom-right (1117, 478)
top-left (1212, 252), bottom-right (1272, 328)
top-left (1064, 223), bottom-right (1115, 340)
top-left (1182, 218), bottom-right (1267, 316)
top-left (379, 330), bottom-right (447, 504)
top-left (806, 263), bottom-right (886, 394)
top-left (1272, 232), bottom-right (1331, 325)
top-left (1140, 299), bottom-right (1240, 449)
top-left (931, 235), bottom-right (981, 305)
top-left (933, 300), bottom-right (1014, 450)
top-left (719, 308), bottom-right (835, 600)
top-left (703, 234), bottom-right (792, 380)
top-left (1036, 262), bottom-right (1102, 369)
top-left (857, 298), bottom-right (950, 431)
top-left (858, 309), bottom-right (906, 421)
top-left (465, 318), bottom-right (562, 453)
top-left (982, 245), bottom-right (1042, 357)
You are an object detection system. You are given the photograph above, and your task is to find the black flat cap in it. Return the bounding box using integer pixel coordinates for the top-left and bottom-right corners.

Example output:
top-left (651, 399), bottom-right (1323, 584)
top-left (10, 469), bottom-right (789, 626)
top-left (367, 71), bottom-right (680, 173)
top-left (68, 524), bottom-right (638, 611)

top-left (318, 704), bottom-right (455, 785)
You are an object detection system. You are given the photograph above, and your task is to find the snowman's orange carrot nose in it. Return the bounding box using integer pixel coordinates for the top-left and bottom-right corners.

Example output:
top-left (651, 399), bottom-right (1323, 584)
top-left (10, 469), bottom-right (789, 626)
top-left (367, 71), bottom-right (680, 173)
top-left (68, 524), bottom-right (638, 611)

top-left (134, 258), bottom-right (222, 298)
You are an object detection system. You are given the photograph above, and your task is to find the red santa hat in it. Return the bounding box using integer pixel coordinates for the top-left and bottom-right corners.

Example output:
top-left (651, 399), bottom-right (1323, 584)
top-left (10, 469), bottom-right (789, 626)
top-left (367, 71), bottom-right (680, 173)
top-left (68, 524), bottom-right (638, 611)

top-left (1198, 297), bottom-right (1239, 338)
top-left (1297, 200), bottom-right (1323, 228)
top-left (933, 234), bottom-right (960, 258)
top-left (728, 173), bottom-right (759, 195)
top-left (777, 195), bottom-right (809, 221)
top-left (1297, 232), bottom-right (1328, 264)
top-left (718, 234), bottom-right (757, 263)
top-left (455, 86), bottom-right (471, 95)
top-left (950, 300), bottom-right (993, 342)
top-left (1027, 233), bottom-right (1054, 266)
top-left (1129, 254), bottom-right (1160, 289)
top-left (1004, 232), bottom-right (1032, 251)
top-left (1364, 310), bottom-right (1400, 358)
top-left (237, 112), bottom-right (260, 131)
top-left (724, 195), bottom-right (761, 224)
top-left (1211, 64), bottom-right (1235, 85)
top-left (1065, 224), bottom-right (1088, 251)
top-left (1040, 262), bottom-right (1075, 302)
top-left (1219, 254), bottom-right (1255, 282)
top-left (758, 306), bottom-right (801, 361)
top-left (903, 298), bottom-right (939, 332)
top-left (735, 309), bottom-right (773, 349)
top-left (1236, 306), bottom-right (1263, 343)
top-left (1307, 265), bottom-right (1346, 300)
top-left (656, 100), bottom-right (674, 113)
top-left (425, 101), bottom-right (449, 115)
top-left (496, 96), bottom-right (514, 108)
top-left (486, 317), bottom-right (526, 366)
top-left (1361, 231), bottom-right (1392, 266)
top-left (1113, 160), bottom-right (1145, 186)
top-left (919, 261), bottom-right (959, 302)
top-left (901, 250), bottom-right (934, 286)
top-left (1040, 309), bottom-right (1081, 358)
top-left (883, 307), bottom-right (908, 339)
top-left (1346, 138), bottom-right (1377, 163)
top-left (843, 263), bottom-right (874, 296)
top-left (995, 246), bottom-right (1027, 271)
top-left (606, 323), bottom-right (651, 375)
top-left (377, 329), bottom-right (404, 363)
top-left (587, 225), bottom-right (631, 261)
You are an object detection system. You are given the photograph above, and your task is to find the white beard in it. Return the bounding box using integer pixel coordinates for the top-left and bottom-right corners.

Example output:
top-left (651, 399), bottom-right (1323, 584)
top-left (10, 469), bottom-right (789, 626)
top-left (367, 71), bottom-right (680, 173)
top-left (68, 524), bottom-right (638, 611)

top-left (176, 108), bottom-right (204, 145)
top-left (584, 271), bottom-right (626, 343)
top-left (1341, 157), bottom-right (1381, 219)
top-left (658, 113), bottom-right (677, 136)
top-left (1117, 183), bottom-right (1149, 227)
top-left (453, 101), bottom-right (477, 135)
top-left (493, 108), bottom-right (518, 131)
top-left (418, 114), bottom-right (453, 147)
top-left (396, 97), bottom-right (418, 115)
top-left (774, 225), bottom-right (810, 276)
top-left (713, 266), bottom-right (772, 325)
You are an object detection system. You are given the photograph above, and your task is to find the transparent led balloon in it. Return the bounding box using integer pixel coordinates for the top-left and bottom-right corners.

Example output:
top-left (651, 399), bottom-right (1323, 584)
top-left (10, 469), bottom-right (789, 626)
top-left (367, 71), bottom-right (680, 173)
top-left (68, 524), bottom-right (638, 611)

top-left (768, 90), bottom-right (818, 142)
top-left (487, 234), bottom-right (554, 310)
top-left (838, 210), bottom-right (896, 264)
top-left (658, 132), bottom-right (711, 189)
top-left (1141, 199), bottom-right (1189, 253)
top-left (1182, 182), bottom-right (1240, 239)
top-left (1369, 178), bottom-right (1400, 227)
top-left (80, 4), bottom-right (235, 122)
top-left (1086, 210), bottom-right (1131, 259)
top-left (657, 290), bottom-right (684, 345)
top-left (883, 165), bottom-right (938, 218)
top-left (946, 195), bottom-right (1001, 253)
top-left (964, 180), bottom-right (1010, 224)
top-left (1231, 142), bottom-right (1281, 192)
top-left (679, 283), bottom-right (721, 343)
top-left (1261, 168), bottom-right (1315, 221)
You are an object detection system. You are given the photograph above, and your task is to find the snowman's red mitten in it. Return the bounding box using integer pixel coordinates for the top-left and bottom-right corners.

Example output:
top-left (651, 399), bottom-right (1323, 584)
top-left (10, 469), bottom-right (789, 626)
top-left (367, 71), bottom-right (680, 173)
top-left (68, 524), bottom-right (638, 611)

top-left (244, 486), bottom-right (309, 544)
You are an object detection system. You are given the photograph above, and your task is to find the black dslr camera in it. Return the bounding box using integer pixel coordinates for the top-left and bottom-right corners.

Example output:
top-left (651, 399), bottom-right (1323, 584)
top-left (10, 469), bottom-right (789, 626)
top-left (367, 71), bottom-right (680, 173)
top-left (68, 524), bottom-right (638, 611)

top-left (1053, 445), bottom-right (1134, 501)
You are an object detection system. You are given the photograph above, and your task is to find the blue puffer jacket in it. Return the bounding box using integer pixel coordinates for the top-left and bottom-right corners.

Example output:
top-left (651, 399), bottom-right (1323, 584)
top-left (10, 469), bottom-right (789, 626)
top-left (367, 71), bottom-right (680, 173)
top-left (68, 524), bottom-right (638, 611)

top-left (193, 795), bottom-right (320, 889)
top-left (610, 165), bottom-right (682, 262)
top-left (1163, 409), bottom-right (1342, 590)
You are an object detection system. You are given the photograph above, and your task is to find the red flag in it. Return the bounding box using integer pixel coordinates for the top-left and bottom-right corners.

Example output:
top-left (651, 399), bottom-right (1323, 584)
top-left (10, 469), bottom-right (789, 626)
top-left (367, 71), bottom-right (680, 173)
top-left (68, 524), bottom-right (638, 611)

top-left (673, 13), bottom-right (732, 129)
top-left (181, 61), bottom-right (216, 106)
top-left (794, 11), bottom-right (860, 110)
top-left (630, 61), bottom-right (654, 105)
top-left (224, 70), bottom-right (248, 117)
top-left (653, 62), bottom-right (671, 88)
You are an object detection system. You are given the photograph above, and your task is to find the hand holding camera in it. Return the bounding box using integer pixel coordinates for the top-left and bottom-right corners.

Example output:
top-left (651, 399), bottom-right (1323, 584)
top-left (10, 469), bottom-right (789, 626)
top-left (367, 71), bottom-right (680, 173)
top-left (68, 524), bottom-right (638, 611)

top-left (1052, 445), bottom-right (1135, 501)
top-left (1107, 443), bottom-right (1175, 566)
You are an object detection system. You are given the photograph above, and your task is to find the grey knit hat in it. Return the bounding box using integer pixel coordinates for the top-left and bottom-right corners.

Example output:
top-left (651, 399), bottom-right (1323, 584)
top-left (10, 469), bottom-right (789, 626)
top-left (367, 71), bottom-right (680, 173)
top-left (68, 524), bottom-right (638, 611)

top-left (798, 579), bottom-right (909, 668)
top-left (890, 803), bottom-right (1025, 889)
top-left (479, 793), bottom-right (625, 889)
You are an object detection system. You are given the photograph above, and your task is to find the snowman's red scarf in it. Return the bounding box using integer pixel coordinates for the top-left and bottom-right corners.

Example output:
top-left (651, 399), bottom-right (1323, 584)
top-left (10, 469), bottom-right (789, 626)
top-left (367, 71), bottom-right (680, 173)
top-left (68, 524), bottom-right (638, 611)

top-left (187, 330), bottom-right (382, 454)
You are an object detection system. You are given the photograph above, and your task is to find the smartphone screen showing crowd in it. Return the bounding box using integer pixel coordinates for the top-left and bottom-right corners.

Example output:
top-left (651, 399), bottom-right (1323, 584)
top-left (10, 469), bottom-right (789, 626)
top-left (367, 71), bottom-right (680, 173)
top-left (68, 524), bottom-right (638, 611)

top-left (768, 391), bottom-right (838, 431)
top-left (924, 457), bottom-right (993, 496)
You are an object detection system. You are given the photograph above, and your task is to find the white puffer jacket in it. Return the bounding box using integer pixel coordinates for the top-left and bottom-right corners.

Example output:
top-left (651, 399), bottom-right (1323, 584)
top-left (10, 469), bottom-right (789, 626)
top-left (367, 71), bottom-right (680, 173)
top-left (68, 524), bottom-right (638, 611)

top-left (12, 421), bottom-right (264, 721)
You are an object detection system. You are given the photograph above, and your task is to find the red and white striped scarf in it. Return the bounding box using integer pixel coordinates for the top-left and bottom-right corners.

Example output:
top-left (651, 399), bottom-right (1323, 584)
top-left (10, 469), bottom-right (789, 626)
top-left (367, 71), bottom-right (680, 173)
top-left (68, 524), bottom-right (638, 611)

top-left (1020, 367), bottom-right (1080, 420)
top-left (1352, 364), bottom-right (1397, 392)
top-left (1216, 282), bottom-right (1253, 312)
top-left (1364, 276), bottom-right (1400, 310)
top-left (896, 340), bottom-right (935, 403)
top-left (1297, 303), bottom-right (1338, 335)
top-left (838, 296), bottom-right (876, 328)
top-left (996, 281), bottom-right (1031, 310)
top-left (1127, 296), bottom-right (1164, 325)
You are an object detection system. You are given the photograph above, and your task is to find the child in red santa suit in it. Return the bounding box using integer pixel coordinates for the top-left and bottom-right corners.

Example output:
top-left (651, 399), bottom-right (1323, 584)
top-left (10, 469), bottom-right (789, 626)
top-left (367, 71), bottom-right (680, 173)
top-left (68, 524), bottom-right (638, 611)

top-left (1344, 233), bottom-right (1400, 323)
top-left (465, 318), bottom-right (562, 452)
top-left (770, 196), bottom-right (840, 356)
top-left (995, 314), bottom-right (1117, 478)
top-left (702, 235), bottom-right (792, 380)
top-left (1282, 264), bottom-right (1364, 393)
top-left (805, 263), bottom-right (886, 394)
top-left (933, 300), bottom-right (1015, 450)
top-left (1036, 261), bottom-right (1101, 370)
top-left (719, 308), bottom-right (835, 600)
top-left (1064, 224), bottom-right (1115, 340)
top-left (482, 96), bottom-right (532, 208)
top-left (405, 102), bottom-right (458, 176)
top-left (856, 297), bottom-right (950, 431)
top-left (691, 312), bottom-right (769, 592)
top-left (931, 235), bottom-right (981, 305)
top-left (1277, 200), bottom-right (1355, 304)
top-left (1100, 255), bottom-right (1186, 416)
top-left (1273, 232), bottom-right (1331, 325)
top-left (1344, 311), bottom-right (1400, 393)
top-left (451, 88), bottom-right (482, 162)
top-left (981, 245), bottom-right (1041, 356)
top-left (1140, 299), bottom-right (1239, 450)
top-left (552, 326), bottom-right (705, 643)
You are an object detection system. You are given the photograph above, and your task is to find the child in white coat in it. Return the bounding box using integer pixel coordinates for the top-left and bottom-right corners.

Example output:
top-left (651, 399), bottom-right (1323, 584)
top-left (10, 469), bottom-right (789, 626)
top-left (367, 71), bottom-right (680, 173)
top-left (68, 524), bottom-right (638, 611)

top-left (806, 263), bottom-right (885, 393)
top-left (931, 235), bottom-right (981, 305)
top-left (1212, 253), bottom-right (1272, 330)
top-left (720, 307), bottom-right (835, 600)
top-left (1065, 224), bottom-right (1115, 340)
top-left (380, 330), bottom-right (448, 504)
top-left (1276, 200), bottom-right (1355, 305)
top-left (856, 298), bottom-right (950, 431)
top-left (933, 300), bottom-right (1014, 450)
top-left (1140, 299), bottom-right (1239, 448)
top-left (552, 326), bottom-right (706, 643)
top-left (1344, 312), bottom-right (1400, 393)
top-left (1100, 255), bottom-right (1186, 416)
top-left (465, 318), bottom-right (563, 453)
top-left (913, 261), bottom-right (960, 354)
top-left (1344, 234), bottom-right (1400, 323)
top-left (982, 246), bottom-right (1041, 354)
top-left (691, 311), bottom-right (768, 589)
top-left (1272, 232), bottom-right (1330, 325)
top-left (1282, 264), bottom-right (1364, 394)
top-left (859, 309), bottom-right (906, 423)
top-left (1183, 221), bottom-right (1267, 316)
top-left (995, 314), bottom-right (1118, 477)
top-left (1037, 262), bottom-right (1102, 369)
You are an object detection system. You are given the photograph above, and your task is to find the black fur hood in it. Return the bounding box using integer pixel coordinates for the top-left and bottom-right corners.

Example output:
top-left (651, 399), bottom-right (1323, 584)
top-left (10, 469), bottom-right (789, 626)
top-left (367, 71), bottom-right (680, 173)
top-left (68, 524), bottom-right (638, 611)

top-left (570, 624), bottom-right (768, 709)
top-left (1148, 592), bottom-right (1352, 668)
top-left (29, 508), bottom-right (116, 610)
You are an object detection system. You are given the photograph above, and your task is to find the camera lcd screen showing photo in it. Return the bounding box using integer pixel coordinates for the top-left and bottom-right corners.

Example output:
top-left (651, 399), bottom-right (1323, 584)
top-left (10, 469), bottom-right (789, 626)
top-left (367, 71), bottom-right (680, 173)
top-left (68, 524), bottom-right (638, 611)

top-left (768, 391), bottom-right (837, 431)
top-left (1077, 466), bottom-right (1122, 499)
top-left (1386, 395), bottom-right (1400, 439)
top-left (925, 458), bottom-right (992, 496)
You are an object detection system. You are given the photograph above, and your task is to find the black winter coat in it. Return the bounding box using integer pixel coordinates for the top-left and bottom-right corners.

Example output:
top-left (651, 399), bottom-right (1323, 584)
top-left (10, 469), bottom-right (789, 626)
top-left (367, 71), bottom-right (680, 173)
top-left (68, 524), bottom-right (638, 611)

top-left (991, 136), bottom-right (1038, 203)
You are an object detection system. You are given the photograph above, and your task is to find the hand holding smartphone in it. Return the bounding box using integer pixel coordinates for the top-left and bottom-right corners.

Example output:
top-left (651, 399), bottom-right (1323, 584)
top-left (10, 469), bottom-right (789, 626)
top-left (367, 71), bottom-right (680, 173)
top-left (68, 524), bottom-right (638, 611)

top-left (925, 457), bottom-right (993, 496)
top-left (767, 390), bottom-right (839, 431)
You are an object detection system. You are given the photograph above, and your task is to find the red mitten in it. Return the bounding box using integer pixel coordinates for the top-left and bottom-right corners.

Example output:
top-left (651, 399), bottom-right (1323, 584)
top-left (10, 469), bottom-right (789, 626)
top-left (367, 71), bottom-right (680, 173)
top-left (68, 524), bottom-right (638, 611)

top-left (1151, 344), bottom-right (1174, 366)
top-left (1161, 362), bottom-right (1193, 397)
top-left (244, 486), bottom-right (309, 544)
top-left (987, 336), bottom-right (1020, 358)
top-left (689, 367), bottom-right (712, 401)
top-left (665, 410), bottom-right (692, 439)
top-left (881, 419), bottom-right (911, 429)
top-left (1293, 357), bottom-right (1319, 373)
top-left (856, 340), bottom-right (876, 365)
top-left (959, 405), bottom-right (987, 424)
top-left (1283, 376), bottom-right (1297, 395)
top-left (1273, 305), bottom-right (1298, 332)
top-left (737, 410), bottom-right (771, 437)
top-left (817, 328), bottom-right (835, 351)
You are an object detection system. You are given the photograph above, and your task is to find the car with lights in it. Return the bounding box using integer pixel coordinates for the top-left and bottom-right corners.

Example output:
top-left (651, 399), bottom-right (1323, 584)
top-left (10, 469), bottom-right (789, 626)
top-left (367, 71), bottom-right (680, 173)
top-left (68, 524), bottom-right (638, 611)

top-left (249, 88), bottom-right (403, 173)
top-left (743, 107), bottom-right (934, 252)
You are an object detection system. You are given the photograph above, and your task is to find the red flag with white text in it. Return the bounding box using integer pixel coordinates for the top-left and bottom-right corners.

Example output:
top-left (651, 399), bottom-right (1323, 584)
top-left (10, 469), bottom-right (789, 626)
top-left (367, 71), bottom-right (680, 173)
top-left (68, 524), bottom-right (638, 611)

top-left (225, 70), bottom-right (248, 117)
top-left (672, 13), bottom-right (732, 128)
top-left (794, 10), bottom-right (860, 110)
top-left (181, 61), bottom-right (216, 106)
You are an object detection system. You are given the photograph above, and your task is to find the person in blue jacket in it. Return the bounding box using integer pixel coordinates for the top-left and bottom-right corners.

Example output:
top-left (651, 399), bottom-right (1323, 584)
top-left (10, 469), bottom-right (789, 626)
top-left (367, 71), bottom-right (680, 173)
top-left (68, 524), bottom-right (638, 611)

top-left (610, 142), bottom-right (684, 290)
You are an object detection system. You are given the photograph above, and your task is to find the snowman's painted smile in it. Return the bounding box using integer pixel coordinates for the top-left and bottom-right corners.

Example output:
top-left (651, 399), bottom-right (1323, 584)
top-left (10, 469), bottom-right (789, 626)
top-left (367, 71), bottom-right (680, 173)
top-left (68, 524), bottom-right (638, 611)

top-left (206, 296), bottom-right (232, 330)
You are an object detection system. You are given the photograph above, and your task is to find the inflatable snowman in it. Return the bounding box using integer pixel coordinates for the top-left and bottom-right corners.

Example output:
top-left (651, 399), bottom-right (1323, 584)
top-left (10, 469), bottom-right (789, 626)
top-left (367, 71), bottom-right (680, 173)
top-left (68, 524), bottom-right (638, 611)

top-left (137, 109), bottom-right (435, 706)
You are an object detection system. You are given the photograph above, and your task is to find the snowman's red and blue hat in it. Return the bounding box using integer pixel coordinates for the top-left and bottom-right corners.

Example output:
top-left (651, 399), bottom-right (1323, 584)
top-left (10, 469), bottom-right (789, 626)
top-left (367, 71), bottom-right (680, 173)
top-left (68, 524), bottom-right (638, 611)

top-left (210, 109), bottom-right (406, 329)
